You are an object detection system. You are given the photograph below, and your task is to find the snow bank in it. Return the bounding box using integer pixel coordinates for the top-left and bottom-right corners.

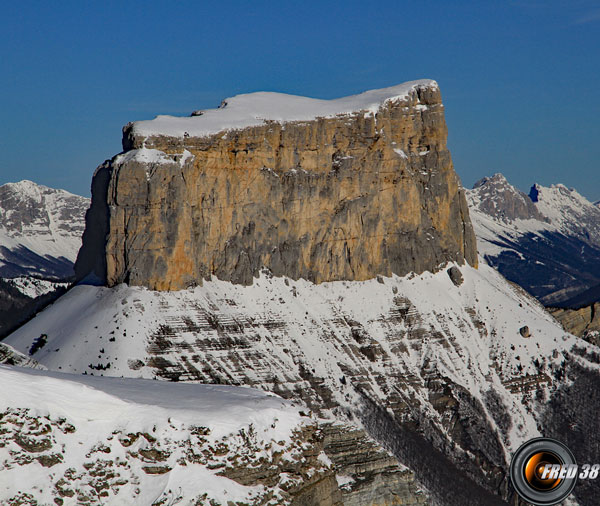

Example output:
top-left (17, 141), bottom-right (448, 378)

top-left (0, 365), bottom-right (307, 505)
top-left (0, 365), bottom-right (301, 442)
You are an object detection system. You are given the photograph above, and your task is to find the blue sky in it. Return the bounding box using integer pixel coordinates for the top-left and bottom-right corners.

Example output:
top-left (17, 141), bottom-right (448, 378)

top-left (1, 0), bottom-right (599, 199)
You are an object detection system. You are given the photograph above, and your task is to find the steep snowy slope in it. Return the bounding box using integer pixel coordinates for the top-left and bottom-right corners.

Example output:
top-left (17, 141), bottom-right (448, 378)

top-left (1, 364), bottom-right (421, 505)
top-left (466, 174), bottom-right (600, 305)
top-left (0, 180), bottom-right (89, 279)
top-left (6, 262), bottom-right (597, 505)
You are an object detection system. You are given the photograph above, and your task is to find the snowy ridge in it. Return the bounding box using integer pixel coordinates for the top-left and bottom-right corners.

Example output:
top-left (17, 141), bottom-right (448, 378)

top-left (131, 79), bottom-right (437, 139)
top-left (0, 365), bottom-right (318, 505)
top-left (466, 174), bottom-right (551, 257)
top-left (529, 183), bottom-right (600, 243)
top-left (6, 276), bottom-right (68, 298)
top-left (467, 174), bottom-right (600, 258)
top-left (465, 174), bottom-right (600, 305)
top-left (0, 180), bottom-right (89, 278)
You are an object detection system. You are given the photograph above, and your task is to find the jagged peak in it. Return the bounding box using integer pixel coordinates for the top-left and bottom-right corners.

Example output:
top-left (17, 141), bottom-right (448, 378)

top-left (467, 174), bottom-right (548, 225)
top-left (529, 181), bottom-right (592, 207)
top-left (472, 173), bottom-right (509, 189)
top-left (466, 177), bottom-right (600, 245)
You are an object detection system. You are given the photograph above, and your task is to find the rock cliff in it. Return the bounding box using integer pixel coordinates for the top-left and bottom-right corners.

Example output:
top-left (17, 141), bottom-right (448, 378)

top-left (549, 303), bottom-right (600, 344)
top-left (75, 80), bottom-right (477, 289)
top-left (21, 81), bottom-right (600, 505)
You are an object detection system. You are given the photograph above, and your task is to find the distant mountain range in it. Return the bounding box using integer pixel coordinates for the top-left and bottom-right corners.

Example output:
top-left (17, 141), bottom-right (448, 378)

top-left (0, 180), bottom-right (89, 279)
top-left (465, 173), bottom-right (600, 307)
top-left (0, 180), bottom-right (88, 337)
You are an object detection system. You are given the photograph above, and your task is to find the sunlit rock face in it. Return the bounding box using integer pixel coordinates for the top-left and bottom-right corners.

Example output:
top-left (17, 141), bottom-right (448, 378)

top-left (75, 80), bottom-right (476, 290)
top-left (59, 81), bottom-right (600, 505)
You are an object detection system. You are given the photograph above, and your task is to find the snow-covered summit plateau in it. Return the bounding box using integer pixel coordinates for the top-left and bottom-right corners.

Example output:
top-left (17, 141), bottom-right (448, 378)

top-left (130, 79), bottom-right (437, 139)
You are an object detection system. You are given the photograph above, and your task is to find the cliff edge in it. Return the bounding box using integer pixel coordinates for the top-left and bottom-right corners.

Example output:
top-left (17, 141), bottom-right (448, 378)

top-left (76, 80), bottom-right (477, 290)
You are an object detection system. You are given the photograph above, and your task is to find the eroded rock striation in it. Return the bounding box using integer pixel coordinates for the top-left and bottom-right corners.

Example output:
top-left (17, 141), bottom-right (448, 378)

top-left (76, 80), bottom-right (476, 289)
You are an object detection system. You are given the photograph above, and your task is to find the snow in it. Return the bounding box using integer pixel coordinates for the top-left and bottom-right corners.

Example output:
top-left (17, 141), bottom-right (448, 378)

top-left (466, 175), bottom-right (600, 260)
top-left (114, 148), bottom-right (195, 167)
top-left (0, 365), bottom-right (305, 505)
top-left (0, 365), bottom-right (301, 442)
top-left (4, 261), bottom-right (582, 455)
top-left (1, 180), bottom-right (49, 200)
top-left (131, 80), bottom-right (437, 139)
top-left (6, 276), bottom-right (68, 298)
top-left (114, 148), bottom-right (175, 166)
top-left (468, 211), bottom-right (553, 258)
top-left (335, 474), bottom-right (355, 487)
top-left (530, 183), bottom-right (600, 239)
top-left (0, 180), bottom-right (89, 271)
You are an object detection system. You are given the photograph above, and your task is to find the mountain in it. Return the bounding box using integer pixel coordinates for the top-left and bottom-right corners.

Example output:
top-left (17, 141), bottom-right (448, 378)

top-left (0, 180), bottom-right (88, 336)
top-left (0, 364), bottom-right (426, 505)
top-left (0, 180), bottom-right (89, 279)
top-left (466, 173), bottom-right (600, 306)
top-left (5, 81), bottom-right (600, 505)
top-left (76, 79), bottom-right (476, 290)
top-left (6, 261), bottom-right (594, 505)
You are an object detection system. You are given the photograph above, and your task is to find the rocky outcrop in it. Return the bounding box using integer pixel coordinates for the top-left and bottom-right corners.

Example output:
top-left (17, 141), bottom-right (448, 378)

top-left (549, 303), bottom-right (600, 344)
top-left (220, 422), bottom-right (428, 506)
top-left (75, 81), bottom-right (477, 289)
top-left (319, 424), bottom-right (427, 506)
top-left (0, 366), bottom-right (428, 506)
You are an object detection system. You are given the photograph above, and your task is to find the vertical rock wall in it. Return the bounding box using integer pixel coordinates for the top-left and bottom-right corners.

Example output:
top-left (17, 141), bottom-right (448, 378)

top-left (76, 83), bottom-right (477, 290)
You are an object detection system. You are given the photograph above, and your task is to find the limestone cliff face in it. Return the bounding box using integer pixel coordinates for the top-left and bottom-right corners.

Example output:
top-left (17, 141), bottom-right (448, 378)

top-left (76, 81), bottom-right (477, 290)
top-left (549, 303), bottom-right (600, 343)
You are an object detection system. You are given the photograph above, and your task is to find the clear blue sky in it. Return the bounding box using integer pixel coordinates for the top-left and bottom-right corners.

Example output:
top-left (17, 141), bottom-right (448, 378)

top-left (1, 0), bottom-right (599, 200)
